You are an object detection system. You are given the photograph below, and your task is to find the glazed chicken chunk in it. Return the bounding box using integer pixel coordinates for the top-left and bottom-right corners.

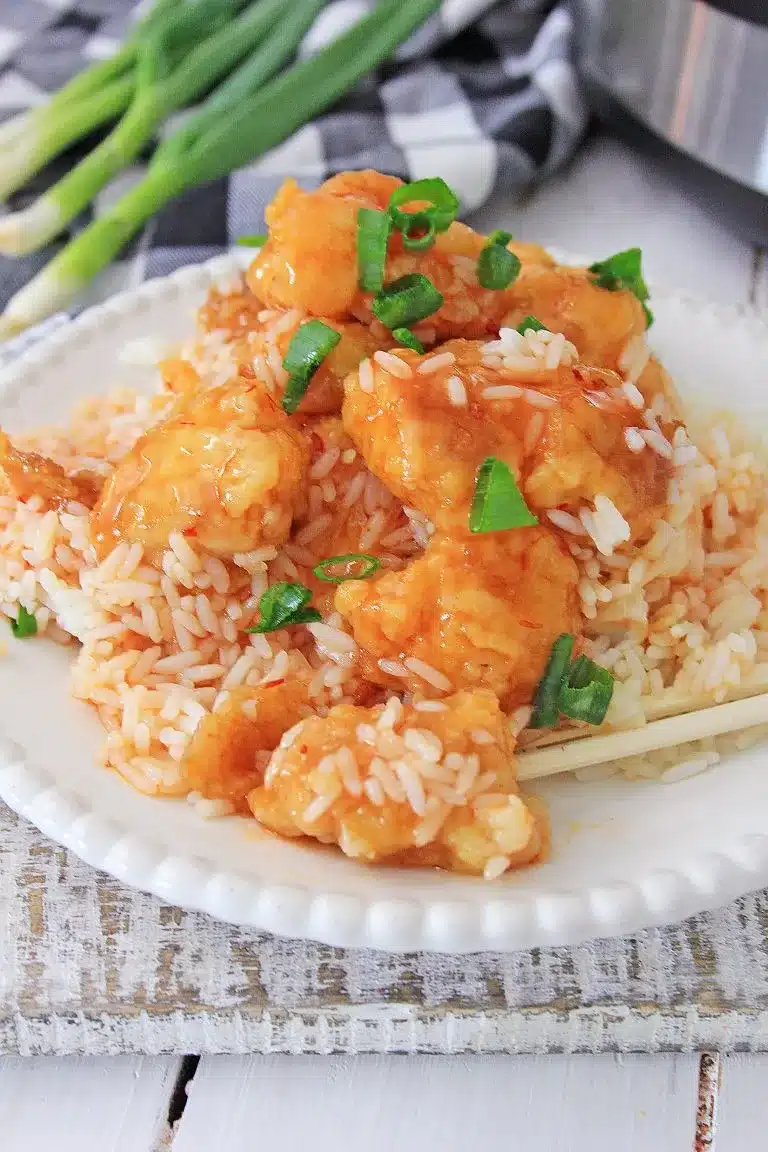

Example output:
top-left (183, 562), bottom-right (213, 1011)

top-left (504, 261), bottom-right (673, 407)
top-left (244, 316), bottom-right (382, 417)
top-left (342, 338), bottom-right (671, 543)
top-left (247, 170), bottom-right (553, 343)
top-left (335, 527), bottom-right (579, 709)
top-left (180, 680), bottom-right (312, 811)
top-left (91, 376), bottom-right (309, 557)
top-left (247, 689), bottom-right (542, 876)
top-left (0, 430), bottom-right (101, 510)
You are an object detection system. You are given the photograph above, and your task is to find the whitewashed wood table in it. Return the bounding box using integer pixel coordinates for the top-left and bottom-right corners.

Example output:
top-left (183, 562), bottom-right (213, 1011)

top-left (2, 133), bottom-right (767, 1148)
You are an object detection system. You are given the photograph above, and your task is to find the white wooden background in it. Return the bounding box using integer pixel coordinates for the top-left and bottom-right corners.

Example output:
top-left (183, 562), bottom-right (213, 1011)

top-left (2, 134), bottom-right (767, 1148)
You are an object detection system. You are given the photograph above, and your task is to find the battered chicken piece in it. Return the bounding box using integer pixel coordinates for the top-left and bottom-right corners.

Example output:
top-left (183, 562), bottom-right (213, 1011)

top-left (342, 340), bottom-right (670, 541)
top-left (91, 376), bottom-right (309, 557)
top-left (504, 262), bottom-right (672, 407)
top-left (335, 528), bottom-right (580, 709)
top-left (0, 430), bottom-right (101, 509)
top-left (243, 316), bottom-right (383, 417)
top-left (181, 680), bottom-right (312, 811)
top-left (247, 690), bottom-right (543, 875)
top-left (247, 171), bottom-right (552, 342)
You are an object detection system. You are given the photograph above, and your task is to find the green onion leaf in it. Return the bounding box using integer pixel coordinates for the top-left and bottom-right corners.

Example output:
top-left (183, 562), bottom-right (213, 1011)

top-left (529, 633), bottom-right (574, 729)
top-left (313, 553), bottom-right (381, 583)
top-left (9, 606), bottom-right (37, 639)
top-left (392, 326), bottom-right (425, 354)
top-left (372, 273), bottom-right (444, 329)
top-left (400, 214), bottom-right (437, 251)
top-left (246, 582), bottom-right (321, 634)
top-left (588, 247), bottom-right (653, 328)
top-left (559, 654), bottom-right (615, 725)
top-left (516, 314), bottom-right (545, 335)
top-left (281, 320), bottom-right (341, 415)
top-left (476, 235), bottom-right (521, 291)
top-left (357, 207), bottom-right (391, 293)
top-left (388, 177), bottom-right (459, 237)
top-left (469, 456), bottom-right (538, 534)
top-left (236, 233), bottom-right (267, 246)
top-left (529, 638), bottom-right (615, 728)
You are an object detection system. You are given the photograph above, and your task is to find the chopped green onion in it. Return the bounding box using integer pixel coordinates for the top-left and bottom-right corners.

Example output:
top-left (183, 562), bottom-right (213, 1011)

top-left (400, 215), bottom-right (436, 252)
top-left (476, 233), bottom-right (521, 291)
top-left (559, 654), bottom-right (614, 725)
top-left (516, 314), bottom-right (545, 335)
top-left (236, 232), bottom-right (267, 246)
top-left (529, 637), bottom-right (615, 728)
top-left (357, 207), bottom-right (391, 293)
top-left (246, 582), bottom-right (320, 633)
top-left (588, 247), bottom-right (653, 328)
top-left (388, 177), bottom-right (459, 238)
top-left (372, 273), bottom-right (444, 329)
top-left (529, 633), bottom-right (574, 729)
top-left (392, 326), bottom-right (425, 354)
top-left (469, 456), bottom-right (538, 534)
top-left (313, 554), bottom-right (381, 583)
top-left (281, 320), bottom-right (341, 414)
top-left (9, 606), bottom-right (38, 639)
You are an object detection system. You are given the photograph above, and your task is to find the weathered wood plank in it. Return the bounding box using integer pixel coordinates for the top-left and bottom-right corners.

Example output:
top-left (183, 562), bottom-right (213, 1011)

top-left (173, 1054), bottom-right (699, 1152)
top-left (0, 1055), bottom-right (181, 1152)
top-left (713, 1053), bottom-right (768, 1150)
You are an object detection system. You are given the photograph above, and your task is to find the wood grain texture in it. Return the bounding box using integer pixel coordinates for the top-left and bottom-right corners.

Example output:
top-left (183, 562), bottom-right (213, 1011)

top-left (173, 1054), bottom-right (699, 1152)
top-left (0, 1055), bottom-right (181, 1152)
top-left (6, 796), bottom-right (768, 1055)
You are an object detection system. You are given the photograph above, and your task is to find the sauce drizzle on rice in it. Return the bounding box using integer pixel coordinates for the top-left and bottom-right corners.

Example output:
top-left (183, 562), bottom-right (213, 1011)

top-left (0, 167), bottom-right (765, 878)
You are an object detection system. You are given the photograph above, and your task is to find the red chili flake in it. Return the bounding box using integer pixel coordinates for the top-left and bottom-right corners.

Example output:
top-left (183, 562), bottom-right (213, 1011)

top-left (264, 678), bottom-right (285, 688)
top-left (183, 526), bottom-right (197, 537)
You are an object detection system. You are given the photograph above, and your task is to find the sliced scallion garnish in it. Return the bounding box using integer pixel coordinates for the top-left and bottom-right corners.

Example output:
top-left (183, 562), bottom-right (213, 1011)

top-left (281, 320), bottom-right (341, 415)
top-left (529, 636), bottom-right (615, 728)
top-left (559, 654), bottom-right (614, 725)
top-left (372, 273), bottom-right (444, 330)
top-left (588, 247), bottom-right (653, 328)
top-left (400, 215), bottom-right (437, 251)
top-left (529, 633), bottom-right (574, 729)
top-left (246, 582), bottom-right (321, 634)
top-left (469, 456), bottom-right (538, 534)
top-left (476, 230), bottom-right (521, 290)
top-left (387, 177), bottom-right (459, 241)
top-left (236, 233), bottom-right (268, 247)
top-left (313, 554), bottom-right (381, 583)
top-left (392, 326), bottom-right (425, 353)
top-left (9, 606), bottom-right (37, 639)
top-left (357, 207), bottom-right (391, 293)
top-left (516, 314), bottom-right (545, 335)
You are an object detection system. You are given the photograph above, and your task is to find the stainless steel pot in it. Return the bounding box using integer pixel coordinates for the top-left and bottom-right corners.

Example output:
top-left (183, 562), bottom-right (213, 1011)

top-left (572, 0), bottom-right (768, 241)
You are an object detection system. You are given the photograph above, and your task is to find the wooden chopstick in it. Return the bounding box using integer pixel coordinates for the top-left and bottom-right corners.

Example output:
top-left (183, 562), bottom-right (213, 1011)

top-left (516, 691), bottom-right (768, 781)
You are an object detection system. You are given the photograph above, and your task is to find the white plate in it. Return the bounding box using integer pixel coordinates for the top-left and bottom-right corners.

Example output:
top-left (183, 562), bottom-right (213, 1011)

top-left (0, 254), bottom-right (767, 954)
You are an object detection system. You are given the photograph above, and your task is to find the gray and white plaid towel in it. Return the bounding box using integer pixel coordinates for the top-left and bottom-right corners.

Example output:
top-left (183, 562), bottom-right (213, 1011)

top-left (0, 0), bottom-right (586, 326)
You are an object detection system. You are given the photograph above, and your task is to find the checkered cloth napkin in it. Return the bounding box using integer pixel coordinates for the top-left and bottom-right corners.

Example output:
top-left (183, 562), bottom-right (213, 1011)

top-left (0, 0), bottom-right (586, 344)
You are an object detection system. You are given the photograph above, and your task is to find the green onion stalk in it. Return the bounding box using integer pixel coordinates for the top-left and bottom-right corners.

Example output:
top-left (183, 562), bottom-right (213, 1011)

top-left (0, 0), bottom-right (442, 336)
top-left (0, 0), bottom-right (286, 257)
top-left (0, 0), bottom-right (185, 200)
